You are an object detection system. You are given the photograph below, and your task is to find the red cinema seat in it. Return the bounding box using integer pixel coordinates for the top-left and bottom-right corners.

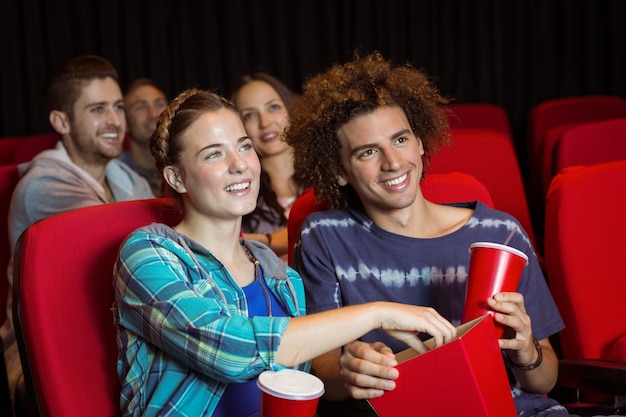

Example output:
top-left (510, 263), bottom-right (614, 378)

top-left (11, 132), bottom-right (59, 164)
top-left (446, 103), bottom-right (513, 142)
top-left (553, 118), bottom-right (626, 177)
top-left (527, 95), bottom-right (626, 175)
top-left (526, 95), bottom-right (626, 218)
top-left (0, 164), bottom-right (19, 416)
top-left (287, 189), bottom-right (328, 266)
top-left (0, 139), bottom-right (18, 166)
top-left (540, 117), bottom-right (626, 198)
top-left (544, 160), bottom-right (626, 412)
top-left (12, 198), bottom-right (182, 417)
top-left (538, 123), bottom-right (582, 198)
top-left (428, 128), bottom-right (538, 252)
top-left (288, 171), bottom-right (494, 265)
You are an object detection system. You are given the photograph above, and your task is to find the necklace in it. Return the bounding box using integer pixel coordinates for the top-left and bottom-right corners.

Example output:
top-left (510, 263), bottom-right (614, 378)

top-left (242, 246), bottom-right (273, 317)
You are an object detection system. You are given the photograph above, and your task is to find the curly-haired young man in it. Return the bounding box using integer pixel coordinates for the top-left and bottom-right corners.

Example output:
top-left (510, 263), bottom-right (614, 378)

top-left (287, 52), bottom-right (575, 417)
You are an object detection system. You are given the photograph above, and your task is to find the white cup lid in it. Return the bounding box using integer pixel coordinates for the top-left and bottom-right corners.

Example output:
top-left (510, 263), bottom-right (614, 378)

top-left (257, 369), bottom-right (325, 400)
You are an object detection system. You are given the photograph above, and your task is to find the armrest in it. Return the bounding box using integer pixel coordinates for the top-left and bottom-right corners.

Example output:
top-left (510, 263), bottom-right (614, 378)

top-left (557, 358), bottom-right (626, 395)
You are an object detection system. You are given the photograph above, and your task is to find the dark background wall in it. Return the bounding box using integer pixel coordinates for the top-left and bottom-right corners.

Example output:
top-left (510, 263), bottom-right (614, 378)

top-left (1, 0), bottom-right (624, 174)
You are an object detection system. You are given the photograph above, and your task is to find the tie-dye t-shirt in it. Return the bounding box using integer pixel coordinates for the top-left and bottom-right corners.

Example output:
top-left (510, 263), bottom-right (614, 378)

top-left (294, 201), bottom-right (573, 415)
top-left (293, 201), bottom-right (564, 352)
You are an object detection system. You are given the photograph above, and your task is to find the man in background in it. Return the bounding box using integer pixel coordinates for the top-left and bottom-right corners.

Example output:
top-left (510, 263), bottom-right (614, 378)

top-left (3, 55), bottom-right (153, 416)
top-left (120, 78), bottom-right (168, 196)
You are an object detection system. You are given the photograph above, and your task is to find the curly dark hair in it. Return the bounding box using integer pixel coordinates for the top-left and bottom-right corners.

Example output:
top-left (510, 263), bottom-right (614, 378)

top-left (285, 52), bottom-right (451, 209)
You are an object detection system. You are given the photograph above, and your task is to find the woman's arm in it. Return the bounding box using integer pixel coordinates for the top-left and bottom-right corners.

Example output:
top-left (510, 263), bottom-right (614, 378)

top-left (243, 227), bottom-right (288, 258)
top-left (116, 232), bottom-right (456, 383)
top-left (277, 302), bottom-right (456, 367)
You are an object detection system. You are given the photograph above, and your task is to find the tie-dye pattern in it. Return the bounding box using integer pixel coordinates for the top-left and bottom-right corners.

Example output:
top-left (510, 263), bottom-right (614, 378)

top-left (294, 201), bottom-right (570, 416)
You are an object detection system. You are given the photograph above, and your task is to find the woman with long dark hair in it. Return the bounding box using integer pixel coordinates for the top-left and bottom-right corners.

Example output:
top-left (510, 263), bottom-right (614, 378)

top-left (231, 73), bottom-right (301, 260)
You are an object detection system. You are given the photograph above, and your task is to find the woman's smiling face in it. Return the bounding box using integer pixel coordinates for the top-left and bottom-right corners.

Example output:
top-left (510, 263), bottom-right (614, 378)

top-left (173, 107), bottom-right (261, 220)
top-left (235, 80), bottom-right (290, 159)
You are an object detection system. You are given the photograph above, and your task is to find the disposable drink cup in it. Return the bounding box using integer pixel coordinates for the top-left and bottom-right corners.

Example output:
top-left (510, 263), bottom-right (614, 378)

top-left (257, 369), bottom-right (324, 417)
top-left (462, 242), bottom-right (529, 339)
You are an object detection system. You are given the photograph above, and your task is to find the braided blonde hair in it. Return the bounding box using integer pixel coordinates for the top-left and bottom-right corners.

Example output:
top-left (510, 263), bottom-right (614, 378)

top-left (150, 88), bottom-right (238, 196)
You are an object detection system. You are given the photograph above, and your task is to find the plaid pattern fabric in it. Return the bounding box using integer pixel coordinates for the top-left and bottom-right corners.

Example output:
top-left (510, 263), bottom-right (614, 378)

top-left (114, 224), bottom-right (307, 416)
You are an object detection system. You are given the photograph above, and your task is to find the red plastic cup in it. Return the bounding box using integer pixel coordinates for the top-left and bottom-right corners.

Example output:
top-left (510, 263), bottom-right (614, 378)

top-left (257, 369), bottom-right (325, 417)
top-left (462, 242), bottom-right (529, 339)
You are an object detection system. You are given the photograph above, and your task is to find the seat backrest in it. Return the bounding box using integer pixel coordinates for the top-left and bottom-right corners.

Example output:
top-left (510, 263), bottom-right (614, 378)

top-left (428, 128), bottom-right (538, 250)
top-left (0, 164), bottom-right (19, 325)
top-left (0, 138), bottom-right (18, 166)
top-left (539, 118), bottom-right (626, 197)
top-left (287, 172), bottom-right (494, 265)
top-left (446, 103), bottom-right (513, 141)
top-left (538, 123), bottom-right (582, 198)
top-left (13, 198), bottom-right (182, 417)
top-left (526, 95), bottom-right (626, 174)
top-left (544, 160), bottom-right (626, 361)
top-left (554, 117), bottom-right (626, 175)
top-left (287, 189), bottom-right (328, 266)
top-left (11, 132), bottom-right (59, 164)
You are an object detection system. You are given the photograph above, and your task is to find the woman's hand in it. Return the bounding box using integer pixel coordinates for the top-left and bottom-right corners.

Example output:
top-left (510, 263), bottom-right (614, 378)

top-left (243, 227), bottom-right (288, 257)
top-left (378, 303), bottom-right (456, 351)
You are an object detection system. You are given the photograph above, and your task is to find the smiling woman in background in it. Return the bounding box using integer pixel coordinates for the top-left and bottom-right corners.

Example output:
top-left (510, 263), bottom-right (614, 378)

top-left (231, 73), bottom-right (302, 260)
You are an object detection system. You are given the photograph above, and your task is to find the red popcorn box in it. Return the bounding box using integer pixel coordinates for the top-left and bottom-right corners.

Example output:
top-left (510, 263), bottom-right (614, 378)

top-left (368, 315), bottom-right (516, 417)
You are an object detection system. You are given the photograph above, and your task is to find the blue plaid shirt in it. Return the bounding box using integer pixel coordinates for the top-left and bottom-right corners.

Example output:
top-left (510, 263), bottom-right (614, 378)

top-left (113, 223), bottom-right (308, 416)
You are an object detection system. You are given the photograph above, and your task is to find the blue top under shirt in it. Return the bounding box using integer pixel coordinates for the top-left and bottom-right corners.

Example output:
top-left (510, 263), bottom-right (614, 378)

top-left (213, 266), bottom-right (288, 417)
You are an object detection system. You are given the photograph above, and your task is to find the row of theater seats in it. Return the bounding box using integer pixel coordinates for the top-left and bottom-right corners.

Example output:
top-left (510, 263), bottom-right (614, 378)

top-left (527, 95), bottom-right (626, 196)
top-left (0, 132), bottom-right (61, 416)
top-left (2, 97), bottom-right (625, 415)
top-left (539, 118), bottom-right (626, 196)
top-left (525, 96), bottom-right (626, 241)
top-left (450, 98), bottom-right (626, 258)
top-left (3, 96), bottom-right (624, 253)
top-left (287, 98), bottom-right (626, 414)
top-left (5, 161), bottom-right (625, 416)
top-left (441, 99), bottom-right (626, 414)
top-left (7, 172), bottom-right (493, 417)
top-left (286, 164), bottom-right (626, 415)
